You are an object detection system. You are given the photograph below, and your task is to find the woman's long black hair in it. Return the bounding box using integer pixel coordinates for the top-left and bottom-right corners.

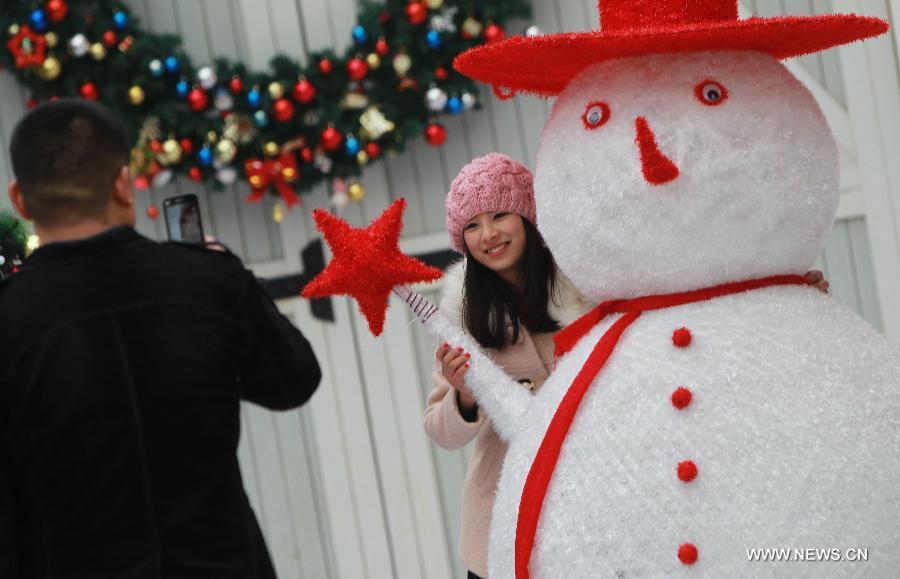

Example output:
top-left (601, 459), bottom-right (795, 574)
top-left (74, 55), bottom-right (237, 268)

top-left (461, 218), bottom-right (562, 349)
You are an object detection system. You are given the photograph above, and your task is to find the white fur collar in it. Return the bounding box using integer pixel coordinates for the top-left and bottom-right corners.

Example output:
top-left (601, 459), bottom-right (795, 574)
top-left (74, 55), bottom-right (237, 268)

top-left (439, 259), bottom-right (595, 328)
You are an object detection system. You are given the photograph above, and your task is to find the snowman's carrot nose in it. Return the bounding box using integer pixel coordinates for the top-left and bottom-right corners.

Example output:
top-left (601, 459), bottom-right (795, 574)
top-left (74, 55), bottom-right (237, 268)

top-left (635, 116), bottom-right (680, 185)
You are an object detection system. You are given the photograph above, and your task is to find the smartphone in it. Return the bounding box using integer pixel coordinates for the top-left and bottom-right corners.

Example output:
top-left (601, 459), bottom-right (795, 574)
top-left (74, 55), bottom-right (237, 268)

top-left (163, 194), bottom-right (205, 244)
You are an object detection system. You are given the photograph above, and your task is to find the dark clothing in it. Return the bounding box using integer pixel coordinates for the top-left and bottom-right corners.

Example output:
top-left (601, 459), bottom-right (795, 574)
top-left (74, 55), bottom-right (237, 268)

top-left (467, 572), bottom-right (484, 579)
top-left (0, 226), bottom-right (321, 578)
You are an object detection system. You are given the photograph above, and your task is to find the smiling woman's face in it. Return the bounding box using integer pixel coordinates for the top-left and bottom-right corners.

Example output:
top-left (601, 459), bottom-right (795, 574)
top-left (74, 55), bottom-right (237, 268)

top-left (463, 211), bottom-right (526, 285)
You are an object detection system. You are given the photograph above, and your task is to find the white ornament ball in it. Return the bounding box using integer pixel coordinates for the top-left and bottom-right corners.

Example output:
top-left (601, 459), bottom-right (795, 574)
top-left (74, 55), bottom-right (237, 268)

top-left (197, 66), bottom-right (218, 90)
top-left (330, 190), bottom-right (350, 209)
top-left (68, 33), bottom-right (89, 57)
top-left (216, 167), bottom-right (237, 185)
top-left (461, 92), bottom-right (476, 110)
top-left (214, 89), bottom-right (234, 111)
top-left (151, 169), bottom-right (173, 189)
top-left (524, 25), bottom-right (541, 37)
top-left (425, 86), bottom-right (448, 112)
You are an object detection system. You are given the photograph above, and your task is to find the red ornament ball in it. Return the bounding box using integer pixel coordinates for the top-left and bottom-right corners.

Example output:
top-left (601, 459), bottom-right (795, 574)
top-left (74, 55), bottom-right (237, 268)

top-left (671, 387), bottom-right (693, 410)
top-left (672, 327), bottom-right (693, 348)
top-left (80, 82), bottom-right (99, 101)
top-left (484, 23), bottom-right (505, 43)
top-left (26, 98), bottom-right (38, 109)
top-left (273, 98), bottom-right (295, 123)
top-left (102, 30), bottom-right (118, 47)
top-left (424, 123), bottom-right (447, 146)
top-left (300, 146), bottom-right (314, 163)
top-left (188, 167), bottom-right (202, 182)
top-left (375, 37), bottom-right (390, 56)
top-left (188, 87), bottom-right (208, 111)
top-left (677, 460), bottom-right (698, 483)
top-left (435, 67), bottom-right (449, 81)
top-left (320, 126), bottom-right (343, 151)
top-left (229, 76), bottom-right (244, 94)
top-left (365, 142), bottom-right (381, 159)
top-left (146, 204), bottom-right (159, 219)
top-left (46, 0), bottom-right (69, 22)
top-left (678, 543), bottom-right (699, 565)
top-left (292, 79), bottom-right (316, 103)
top-left (347, 57), bottom-right (369, 81)
top-left (149, 139), bottom-right (162, 153)
top-left (180, 138), bottom-right (194, 155)
top-left (318, 58), bottom-right (334, 76)
top-left (405, 1), bottom-right (427, 25)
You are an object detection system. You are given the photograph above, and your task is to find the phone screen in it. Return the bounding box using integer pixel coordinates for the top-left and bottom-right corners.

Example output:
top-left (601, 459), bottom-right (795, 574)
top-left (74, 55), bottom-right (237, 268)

top-left (163, 194), bottom-right (205, 244)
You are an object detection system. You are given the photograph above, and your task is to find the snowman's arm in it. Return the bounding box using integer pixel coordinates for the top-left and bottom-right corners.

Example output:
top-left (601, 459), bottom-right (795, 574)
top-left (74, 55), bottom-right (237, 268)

top-left (395, 286), bottom-right (530, 442)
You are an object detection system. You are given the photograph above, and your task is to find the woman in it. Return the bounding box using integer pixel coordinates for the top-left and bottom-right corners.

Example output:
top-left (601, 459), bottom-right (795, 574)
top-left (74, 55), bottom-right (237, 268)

top-left (423, 153), bottom-right (827, 578)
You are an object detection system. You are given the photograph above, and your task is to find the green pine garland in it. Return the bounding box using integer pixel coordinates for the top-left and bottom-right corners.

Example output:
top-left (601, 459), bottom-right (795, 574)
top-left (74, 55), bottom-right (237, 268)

top-left (0, 211), bottom-right (28, 279)
top-left (1, 0), bottom-right (530, 209)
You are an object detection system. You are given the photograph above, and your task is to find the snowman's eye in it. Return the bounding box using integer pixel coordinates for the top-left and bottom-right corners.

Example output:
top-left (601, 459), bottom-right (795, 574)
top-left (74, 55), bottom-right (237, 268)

top-left (581, 102), bottom-right (610, 130)
top-left (695, 80), bottom-right (728, 106)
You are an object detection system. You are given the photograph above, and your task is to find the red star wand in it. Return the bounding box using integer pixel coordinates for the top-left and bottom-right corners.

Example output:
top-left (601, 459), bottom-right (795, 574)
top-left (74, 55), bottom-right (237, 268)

top-left (302, 199), bottom-right (443, 336)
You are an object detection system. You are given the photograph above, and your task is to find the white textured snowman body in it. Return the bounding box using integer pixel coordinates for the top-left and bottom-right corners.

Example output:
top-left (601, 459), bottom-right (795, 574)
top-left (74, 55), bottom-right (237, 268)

top-left (430, 51), bottom-right (900, 578)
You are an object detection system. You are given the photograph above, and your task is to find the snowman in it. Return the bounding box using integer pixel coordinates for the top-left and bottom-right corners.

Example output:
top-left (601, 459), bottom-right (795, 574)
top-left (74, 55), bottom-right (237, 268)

top-left (308, 0), bottom-right (900, 576)
top-left (429, 1), bottom-right (900, 577)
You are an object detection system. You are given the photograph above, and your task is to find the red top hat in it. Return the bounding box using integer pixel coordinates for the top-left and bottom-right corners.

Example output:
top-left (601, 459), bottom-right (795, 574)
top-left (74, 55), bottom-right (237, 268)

top-left (454, 0), bottom-right (888, 98)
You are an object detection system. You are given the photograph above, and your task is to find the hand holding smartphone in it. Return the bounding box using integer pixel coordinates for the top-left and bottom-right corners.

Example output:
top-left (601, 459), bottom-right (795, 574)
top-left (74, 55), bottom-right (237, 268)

top-left (163, 194), bottom-right (205, 244)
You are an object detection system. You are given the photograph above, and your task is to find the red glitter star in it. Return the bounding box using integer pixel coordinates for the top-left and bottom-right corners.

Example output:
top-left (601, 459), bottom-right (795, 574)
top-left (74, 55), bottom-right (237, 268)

top-left (6, 26), bottom-right (47, 69)
top-left (302, 199), bottom-right (443, 336)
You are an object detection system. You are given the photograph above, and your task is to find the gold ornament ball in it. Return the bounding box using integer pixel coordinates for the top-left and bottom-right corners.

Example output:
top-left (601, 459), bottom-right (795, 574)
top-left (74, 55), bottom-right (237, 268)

top-left (215, 139), bottom-right (238, 163)
top-left (272, 203), bottom-right (285, 223)
top-left (462, 17), bottom-right (483, 38)
top-left (268, 82), bottom-right (285, 100)
top-left (263, 141), bottom-right (280, 157)
top-left (8, 24), bottom-right (20, 36)
top-left (281, 166), bottom-right (298, 183)
top-left (162, 139), bottom-right (183, 164)
top-left (356, 151), bottom-right (369, 165)
top-left (45, 32), bottom-right (58, 48)
top-left (348, 182), bottom-right (366, 202)
top-left (128, 85), bottom-right (145, 105)
top-left (206, 130), bottom-right (218, 143)
top-left (366, 53), bottom-right (381, 70)
top-left (426, 0), bottom-right (444, 8)
top-left (90, 42), bottom-right (107, 61)
top-left (39, 57), bottom-right (62, 80)
top-left (393, 53), bottom-right (412, 77)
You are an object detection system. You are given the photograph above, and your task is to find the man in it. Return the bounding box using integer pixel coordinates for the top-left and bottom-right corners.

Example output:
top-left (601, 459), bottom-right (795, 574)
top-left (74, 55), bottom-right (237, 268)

top-left (0, 99), bottom-right (322, 577)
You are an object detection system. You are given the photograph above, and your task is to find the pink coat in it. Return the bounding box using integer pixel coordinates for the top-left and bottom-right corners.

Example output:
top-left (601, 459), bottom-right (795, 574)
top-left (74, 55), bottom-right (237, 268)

top-left (423, 261), bottom-right (592, 577)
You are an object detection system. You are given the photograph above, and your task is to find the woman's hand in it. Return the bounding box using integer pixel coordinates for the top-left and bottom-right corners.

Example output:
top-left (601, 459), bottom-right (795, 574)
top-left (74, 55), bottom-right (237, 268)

top-left (436, 343), bottom-right (475, 410)
top-left (805, 270), bottom-right (829, 294)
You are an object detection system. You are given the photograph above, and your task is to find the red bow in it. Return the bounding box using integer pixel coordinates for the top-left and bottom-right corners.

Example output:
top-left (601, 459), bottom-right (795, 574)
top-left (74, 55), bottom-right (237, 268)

top-left (244, 153), bottom-right (301, 208)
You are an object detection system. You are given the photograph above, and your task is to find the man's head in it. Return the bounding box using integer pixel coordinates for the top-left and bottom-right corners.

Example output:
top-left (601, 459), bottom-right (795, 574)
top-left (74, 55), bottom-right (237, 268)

top-left (8, 99), bottom-right (135, 231)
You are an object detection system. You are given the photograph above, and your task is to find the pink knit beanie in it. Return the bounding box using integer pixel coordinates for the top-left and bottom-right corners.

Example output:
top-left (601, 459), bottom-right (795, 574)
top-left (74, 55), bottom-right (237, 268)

top-left (445, 153), bottom-right (536, 254)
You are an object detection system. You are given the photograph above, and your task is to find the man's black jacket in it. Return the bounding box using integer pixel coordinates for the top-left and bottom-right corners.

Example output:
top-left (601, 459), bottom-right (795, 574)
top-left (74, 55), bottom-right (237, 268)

top-left (0, 226), bottom-right (322, 578)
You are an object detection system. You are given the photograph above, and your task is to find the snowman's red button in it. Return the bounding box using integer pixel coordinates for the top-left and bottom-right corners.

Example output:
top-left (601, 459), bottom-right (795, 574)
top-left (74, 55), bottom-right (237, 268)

top-left (677, 460), bottom-right (698, 482)
top-left (672, 327), bottom-right (692, 348)
top-left (671, 387), bottom-right (692, 409)
top-left (678, 543), bottom-right (699, 565)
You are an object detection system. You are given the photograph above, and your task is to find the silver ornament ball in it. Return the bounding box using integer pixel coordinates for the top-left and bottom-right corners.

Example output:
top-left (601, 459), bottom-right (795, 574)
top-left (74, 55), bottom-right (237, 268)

top-left (68, 33), bottom-right (89, 57)
top-left (197, 66), bottom-right (218, 90)
top-left (425, 86), bottom-right (448, 112)
top-left (524, 25), bottom-right (542, 37)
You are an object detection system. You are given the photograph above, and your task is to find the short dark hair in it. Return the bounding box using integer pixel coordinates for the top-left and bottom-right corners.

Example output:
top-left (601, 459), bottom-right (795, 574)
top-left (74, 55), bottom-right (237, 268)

top-left (9, 99), bottom-right (130, 226)
top-left (462, 218), bottom-right (562, 349)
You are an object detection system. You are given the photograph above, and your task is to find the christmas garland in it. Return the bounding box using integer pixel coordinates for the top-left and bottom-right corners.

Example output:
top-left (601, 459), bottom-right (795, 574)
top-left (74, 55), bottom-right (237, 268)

top-left (0, 212), bottom-right (28, 279)
top-left (1, 0), bottom-right (530, 214)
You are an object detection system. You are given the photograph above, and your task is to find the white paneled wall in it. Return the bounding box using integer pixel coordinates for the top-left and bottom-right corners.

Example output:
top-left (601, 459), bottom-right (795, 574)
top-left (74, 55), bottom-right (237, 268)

top-left (1, 0), bottom-right (899, 577)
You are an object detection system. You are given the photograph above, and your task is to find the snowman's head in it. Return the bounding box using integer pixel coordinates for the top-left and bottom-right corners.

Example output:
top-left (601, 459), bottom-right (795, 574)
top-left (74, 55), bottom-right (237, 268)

top-left (534, 51), bottom-right (839, 302)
